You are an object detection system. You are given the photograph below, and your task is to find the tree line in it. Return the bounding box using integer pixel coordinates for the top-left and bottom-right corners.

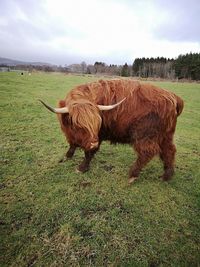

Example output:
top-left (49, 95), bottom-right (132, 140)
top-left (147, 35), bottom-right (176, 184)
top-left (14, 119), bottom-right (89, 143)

top-left (1, 53), bottom-right (199, 80)
top-left (174, 53), bottom-right (200, 80)
top-left (132, 53), bottom-right (200, 80)
top-left (88, 53), bottom-right (200, 80)
top-left (66, 53), bottom-right (200, 80)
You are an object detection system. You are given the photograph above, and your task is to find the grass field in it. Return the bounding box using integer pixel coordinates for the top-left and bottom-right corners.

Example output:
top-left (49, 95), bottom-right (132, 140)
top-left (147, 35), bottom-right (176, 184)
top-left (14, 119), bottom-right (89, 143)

top-left (0, 72), bottom-right (200, 266)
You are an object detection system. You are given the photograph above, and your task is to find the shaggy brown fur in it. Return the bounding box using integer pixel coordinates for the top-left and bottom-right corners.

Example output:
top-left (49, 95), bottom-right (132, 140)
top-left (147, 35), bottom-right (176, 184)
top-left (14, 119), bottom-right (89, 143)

top-left (56, 79), bottom-right (184, 182)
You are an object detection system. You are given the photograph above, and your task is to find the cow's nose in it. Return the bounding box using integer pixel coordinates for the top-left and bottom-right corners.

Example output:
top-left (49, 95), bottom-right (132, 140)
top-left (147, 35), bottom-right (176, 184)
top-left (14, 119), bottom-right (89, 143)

top-left (90, 142), bottom-right (99, 149)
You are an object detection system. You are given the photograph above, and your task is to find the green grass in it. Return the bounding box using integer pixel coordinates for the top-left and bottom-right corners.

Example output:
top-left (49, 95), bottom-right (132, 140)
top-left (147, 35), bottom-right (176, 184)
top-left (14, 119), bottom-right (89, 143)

top-left (0, 72), bottom-right (200, 266)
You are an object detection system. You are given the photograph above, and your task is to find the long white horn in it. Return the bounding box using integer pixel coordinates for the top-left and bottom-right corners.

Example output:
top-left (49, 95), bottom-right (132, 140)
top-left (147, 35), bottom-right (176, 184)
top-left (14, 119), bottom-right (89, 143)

top-left (98, 98), bottom-right (126, 111)
top-left (39, 99), bottom-right (69, 114)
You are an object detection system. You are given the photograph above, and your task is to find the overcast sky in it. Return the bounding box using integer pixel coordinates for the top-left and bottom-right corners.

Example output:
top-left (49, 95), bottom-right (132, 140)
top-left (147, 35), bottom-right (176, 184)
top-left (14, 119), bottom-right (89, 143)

top-left (0, 0), bottom-right (200, 65)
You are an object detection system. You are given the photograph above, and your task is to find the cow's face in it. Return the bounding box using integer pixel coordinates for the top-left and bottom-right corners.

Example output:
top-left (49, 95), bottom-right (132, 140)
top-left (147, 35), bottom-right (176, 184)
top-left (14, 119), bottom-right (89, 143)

top-left (67, 124), bottom-right (100, 151)
top-left (58, 102), bottom-right (102, 151)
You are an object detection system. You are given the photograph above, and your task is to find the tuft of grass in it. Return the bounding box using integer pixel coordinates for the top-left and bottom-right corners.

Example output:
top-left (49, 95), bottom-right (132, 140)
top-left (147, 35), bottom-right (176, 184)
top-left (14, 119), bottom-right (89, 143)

top-left (0, 72), bottom-right (200, 266)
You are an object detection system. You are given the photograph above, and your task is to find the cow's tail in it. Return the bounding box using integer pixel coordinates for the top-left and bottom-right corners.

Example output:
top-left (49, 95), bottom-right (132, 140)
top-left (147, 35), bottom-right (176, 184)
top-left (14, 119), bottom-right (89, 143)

top-left (175, 95), bottom-right (184, 116)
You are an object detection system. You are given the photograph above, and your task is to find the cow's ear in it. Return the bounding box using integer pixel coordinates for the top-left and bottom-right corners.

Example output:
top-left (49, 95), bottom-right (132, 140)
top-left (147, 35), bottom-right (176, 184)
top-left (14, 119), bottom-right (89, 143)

top-left (60, 113), bottom-right (70, 127)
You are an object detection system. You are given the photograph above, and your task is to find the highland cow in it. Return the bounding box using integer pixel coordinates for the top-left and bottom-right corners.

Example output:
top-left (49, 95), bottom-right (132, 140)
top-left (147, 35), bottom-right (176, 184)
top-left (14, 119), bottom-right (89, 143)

top-left (40, 79), bottom-right (184, 183)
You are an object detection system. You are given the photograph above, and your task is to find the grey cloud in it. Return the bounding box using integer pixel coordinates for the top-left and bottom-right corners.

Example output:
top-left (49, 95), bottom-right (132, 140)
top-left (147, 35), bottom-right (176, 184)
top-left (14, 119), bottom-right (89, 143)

top-left (0, 0), bottom-right (199, 65)
top-left (0, 0), bottom-right (85, 64)
top-left (153, 0), bottom-right (200, 42)
top-left (105, 0), bottom-right (200, 42)
top-left (0, 0), bottom-right (85, 41)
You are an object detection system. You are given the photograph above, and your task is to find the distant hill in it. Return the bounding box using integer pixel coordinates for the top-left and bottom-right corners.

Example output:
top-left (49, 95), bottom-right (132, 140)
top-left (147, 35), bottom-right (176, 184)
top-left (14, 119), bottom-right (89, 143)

top-left (0, 57), bottom-right (52, 66)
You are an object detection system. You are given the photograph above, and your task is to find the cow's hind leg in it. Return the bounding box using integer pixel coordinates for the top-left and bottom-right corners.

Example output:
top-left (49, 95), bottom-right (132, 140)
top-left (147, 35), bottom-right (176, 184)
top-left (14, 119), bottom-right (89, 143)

top-left (129, 140), bottom-right (160, 184)
top-left (160, 137), bottom-right (176, 181)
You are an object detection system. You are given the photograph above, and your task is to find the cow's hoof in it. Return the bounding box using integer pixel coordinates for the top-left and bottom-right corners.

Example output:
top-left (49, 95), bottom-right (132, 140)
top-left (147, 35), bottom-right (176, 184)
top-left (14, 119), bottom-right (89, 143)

top-left (161, 169), bottom-right (174, 181)
top-left (66, 154), bottom-right (74, 159)
top-left (128, 177), bottom-right (138, 184)
top-left (77, 165), bottom-right (89, 173)
top-left (58, 157), bottom-right (66, 163)
top-left (161, 175), bottom-right (172, 182)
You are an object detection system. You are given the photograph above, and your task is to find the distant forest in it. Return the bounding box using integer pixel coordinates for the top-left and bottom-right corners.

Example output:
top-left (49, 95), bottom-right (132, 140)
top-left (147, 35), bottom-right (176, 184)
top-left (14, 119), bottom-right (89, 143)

top-left (1, 52), bottom-right (200, 80)
top-left (131, 53), bottom-right (200, 80)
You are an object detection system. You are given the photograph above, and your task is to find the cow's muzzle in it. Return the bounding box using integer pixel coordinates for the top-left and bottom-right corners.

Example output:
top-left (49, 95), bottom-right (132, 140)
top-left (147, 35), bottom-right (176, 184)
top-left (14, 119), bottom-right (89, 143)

top-left (90, 142), bottom-right (99, 149)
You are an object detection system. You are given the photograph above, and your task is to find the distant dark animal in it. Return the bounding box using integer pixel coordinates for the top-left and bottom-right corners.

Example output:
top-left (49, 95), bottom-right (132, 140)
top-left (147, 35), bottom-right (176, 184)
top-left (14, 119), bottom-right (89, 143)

top-left (40, 79), bottom-right (184, 183)
top-left (21, 72), bottom-right (23, 75)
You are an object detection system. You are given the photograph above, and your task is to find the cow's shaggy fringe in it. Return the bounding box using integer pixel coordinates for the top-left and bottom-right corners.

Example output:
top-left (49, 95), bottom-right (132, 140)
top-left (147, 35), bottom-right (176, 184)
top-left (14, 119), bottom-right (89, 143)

top-left (69, 100), bottom-right (102, 138)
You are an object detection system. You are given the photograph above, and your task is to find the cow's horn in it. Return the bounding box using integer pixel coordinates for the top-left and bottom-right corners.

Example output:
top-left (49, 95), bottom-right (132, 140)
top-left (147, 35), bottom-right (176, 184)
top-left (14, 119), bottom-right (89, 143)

top-left (98, 98), bottom-right (126, 111)
top-left (39, 99), bottom-right (69, 113)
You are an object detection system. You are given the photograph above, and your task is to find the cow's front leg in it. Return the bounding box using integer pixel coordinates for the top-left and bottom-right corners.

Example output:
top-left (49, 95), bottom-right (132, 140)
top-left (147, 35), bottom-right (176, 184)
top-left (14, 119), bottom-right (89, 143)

top-left (77, 148), bottom-right (98, 173)
top-left (66, 144), bottom-right (77, 159)
top-left (59, 144), bottom-right (77, 163)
